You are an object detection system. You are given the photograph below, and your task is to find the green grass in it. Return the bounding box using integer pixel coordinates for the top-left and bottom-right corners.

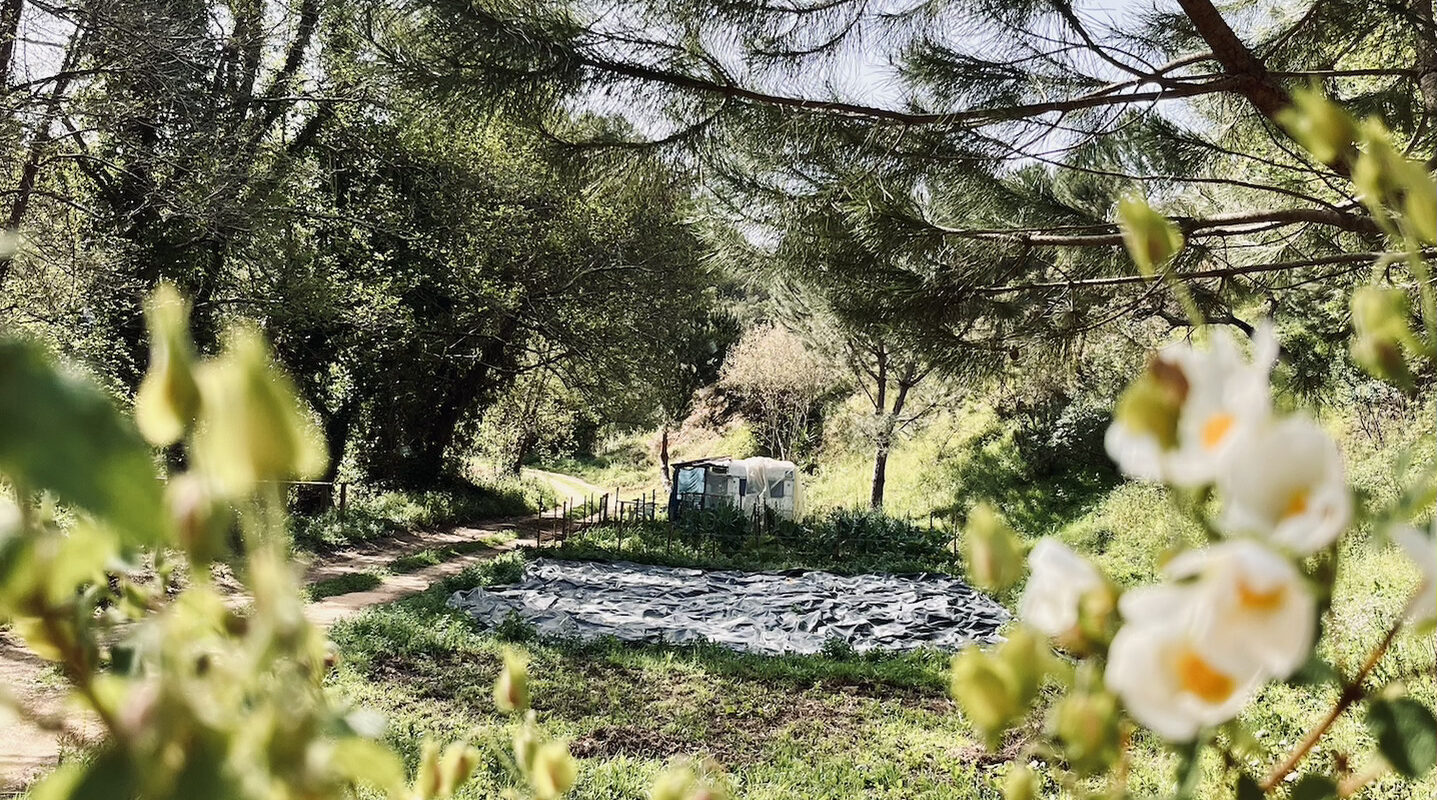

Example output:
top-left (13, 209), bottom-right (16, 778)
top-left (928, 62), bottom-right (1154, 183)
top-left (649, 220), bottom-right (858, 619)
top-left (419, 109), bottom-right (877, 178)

top-left (306, 571), bottom-right (384, 601)
top-left (553, 511), bottom-right (958, 577)
top-left (328, 558), bottom-right (993, 800)
top-left (327, 535), bottom-right (1435, 800)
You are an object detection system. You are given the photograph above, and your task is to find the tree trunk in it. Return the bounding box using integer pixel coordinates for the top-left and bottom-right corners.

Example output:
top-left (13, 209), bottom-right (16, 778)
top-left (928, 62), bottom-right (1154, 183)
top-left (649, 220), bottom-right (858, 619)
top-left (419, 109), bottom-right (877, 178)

top-left (659, 425), bottom-right (672, 492)
top-left (1414, 1), bottom-right (1437, 119)
top-left (0, 0), bottom-right (21, 85)
top-left (868, 345), bottom-right (889, 509)
top-left (870, 441), bottom-right (889, 509)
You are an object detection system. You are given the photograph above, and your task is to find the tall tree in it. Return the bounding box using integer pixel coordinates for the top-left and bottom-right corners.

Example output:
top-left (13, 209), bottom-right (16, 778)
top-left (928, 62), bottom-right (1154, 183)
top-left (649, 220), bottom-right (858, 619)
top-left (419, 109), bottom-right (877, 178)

top-left (2, 0), bottom-right (342, 386)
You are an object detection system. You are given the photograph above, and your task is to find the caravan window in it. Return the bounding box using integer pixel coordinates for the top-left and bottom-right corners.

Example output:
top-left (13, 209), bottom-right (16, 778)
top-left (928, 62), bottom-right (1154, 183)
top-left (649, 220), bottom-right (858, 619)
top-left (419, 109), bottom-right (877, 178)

top-left (768, 477), bottom-right (786, 498)
top-left (676, 468), bottom-right (704, 495)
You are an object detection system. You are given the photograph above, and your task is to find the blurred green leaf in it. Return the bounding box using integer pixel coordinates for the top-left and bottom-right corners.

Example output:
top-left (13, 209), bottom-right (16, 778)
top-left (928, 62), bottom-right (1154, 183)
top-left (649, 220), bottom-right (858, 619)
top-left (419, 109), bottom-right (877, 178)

top-left (1173, 738), bottom-right (1203, 800)
top-left (0, 340), bottom-right (168, 546)
top-left (1288, 655), bottom-right (1343, 687)
top-left (1235, 773), bottom-right (1263, 800)
top-left (1367, 697), bottom-right (1437, 777)
top-left (331, 737), bottom-right (408, 797)
top-left (1290, 774), bottom-right (1337, 800)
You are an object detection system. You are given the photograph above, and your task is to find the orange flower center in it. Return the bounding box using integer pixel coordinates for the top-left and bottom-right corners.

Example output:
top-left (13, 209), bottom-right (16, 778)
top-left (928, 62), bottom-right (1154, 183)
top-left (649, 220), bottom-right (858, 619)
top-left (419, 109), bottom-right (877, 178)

top-left (1237, 578), bottom-right (1286, 611)
top-left (1282, 489), bottom-right (1310, 520)
top-left (1176, 648), bottom-right (1237, 704)
top-left (1200, 413), bottom-right (1235, 450)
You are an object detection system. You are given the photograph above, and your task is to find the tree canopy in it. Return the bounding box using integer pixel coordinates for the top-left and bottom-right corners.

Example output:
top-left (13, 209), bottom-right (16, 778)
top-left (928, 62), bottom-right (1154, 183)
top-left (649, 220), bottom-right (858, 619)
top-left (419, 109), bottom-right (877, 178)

top-left (381, 0), bottom-right (1435, 363)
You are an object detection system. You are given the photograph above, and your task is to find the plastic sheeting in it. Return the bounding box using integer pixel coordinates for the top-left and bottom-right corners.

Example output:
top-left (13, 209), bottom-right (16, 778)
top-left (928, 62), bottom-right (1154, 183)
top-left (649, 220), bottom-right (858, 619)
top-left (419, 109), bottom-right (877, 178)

top-left (446, 559), bottom-right (1010, 655)
top-left (728, 456), bottom-right (800, 517)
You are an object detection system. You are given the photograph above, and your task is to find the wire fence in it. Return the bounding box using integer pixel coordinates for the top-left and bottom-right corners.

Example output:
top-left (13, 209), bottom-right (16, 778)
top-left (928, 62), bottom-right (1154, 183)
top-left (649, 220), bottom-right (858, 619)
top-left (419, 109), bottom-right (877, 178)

top-left (540, 490), bottom-right (965, 568)
top-left (266, 479), bottom-right (352, 518)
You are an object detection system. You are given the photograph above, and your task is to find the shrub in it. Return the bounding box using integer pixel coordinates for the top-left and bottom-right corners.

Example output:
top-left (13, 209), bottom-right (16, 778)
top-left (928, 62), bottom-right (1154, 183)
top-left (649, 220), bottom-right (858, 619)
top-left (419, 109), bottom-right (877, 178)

top-left (290, 477), bottom-right (552, 551)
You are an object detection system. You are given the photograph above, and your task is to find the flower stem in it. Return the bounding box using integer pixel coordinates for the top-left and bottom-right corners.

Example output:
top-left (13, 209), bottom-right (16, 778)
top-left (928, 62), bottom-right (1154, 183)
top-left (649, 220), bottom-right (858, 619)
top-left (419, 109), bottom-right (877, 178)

top-left (1259, 619), bottom-right (1403, 791)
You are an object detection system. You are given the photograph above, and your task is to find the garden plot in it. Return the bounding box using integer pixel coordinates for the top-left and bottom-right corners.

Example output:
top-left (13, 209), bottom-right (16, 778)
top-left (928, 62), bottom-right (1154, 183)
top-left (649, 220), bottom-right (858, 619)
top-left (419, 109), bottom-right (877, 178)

top-left (446, 558), bottom-right (1010, 655)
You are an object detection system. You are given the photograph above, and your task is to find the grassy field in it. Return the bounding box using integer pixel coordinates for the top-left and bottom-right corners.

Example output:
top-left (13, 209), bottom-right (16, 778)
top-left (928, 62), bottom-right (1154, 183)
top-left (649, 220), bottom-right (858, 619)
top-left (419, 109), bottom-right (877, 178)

top-left (326, 546), bottom-right (1434, 800)
top-left (324, 394), bottom-right (1436, 799)
top-left (328, 557), bottom-right (994, 800)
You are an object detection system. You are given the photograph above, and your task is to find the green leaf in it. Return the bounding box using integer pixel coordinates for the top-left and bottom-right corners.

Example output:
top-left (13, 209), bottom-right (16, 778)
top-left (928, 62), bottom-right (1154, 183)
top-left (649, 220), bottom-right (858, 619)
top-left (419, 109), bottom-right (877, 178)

top-left (0, 340), bottom-right (168, 546)
top-left (1288, 655), bottom-right (1342, 687)
top-left (1290, 774), bottom-right (1337, 800)
top-left (1173, 738), bottom-right (1203, 800)
top-left (331, 737), bottom-right (408, 797)
top-left (27, 749), bottom-right (137, 800)
top-left (1235, 773), bottom-right (1263, 800)
top-left (1366, 697), bottom-right (1437, 777)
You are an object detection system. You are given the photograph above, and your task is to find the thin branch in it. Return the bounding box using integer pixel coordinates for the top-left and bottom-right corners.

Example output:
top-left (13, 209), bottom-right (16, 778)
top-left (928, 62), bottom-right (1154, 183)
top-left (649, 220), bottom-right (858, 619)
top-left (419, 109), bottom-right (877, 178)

top-left (974, 250), bottom-right (1436, 295)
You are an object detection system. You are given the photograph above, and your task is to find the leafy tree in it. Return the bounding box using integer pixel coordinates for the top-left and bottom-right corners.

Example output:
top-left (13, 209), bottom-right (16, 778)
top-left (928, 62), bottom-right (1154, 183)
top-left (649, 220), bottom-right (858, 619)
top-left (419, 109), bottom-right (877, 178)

top-left (2, 0), bottom-right (341, 387)
top-left (719, 323), bottom-right (838, 462)
top-left (2, 1), bottom-right (727, 490)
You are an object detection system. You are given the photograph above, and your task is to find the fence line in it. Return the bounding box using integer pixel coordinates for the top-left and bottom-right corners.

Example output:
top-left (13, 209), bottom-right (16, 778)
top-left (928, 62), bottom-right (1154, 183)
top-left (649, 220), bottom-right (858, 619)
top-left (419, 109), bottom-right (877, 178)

top-left (541, 492), bottom-right (964, 564)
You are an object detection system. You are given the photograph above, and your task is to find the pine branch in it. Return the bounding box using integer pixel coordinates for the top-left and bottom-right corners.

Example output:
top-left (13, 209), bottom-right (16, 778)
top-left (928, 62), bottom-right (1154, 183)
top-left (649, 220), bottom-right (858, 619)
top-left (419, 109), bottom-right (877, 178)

top-left (974, 250), bottom-right (1433, 295)
top-left (930, 206), bottom-right (1377, 246)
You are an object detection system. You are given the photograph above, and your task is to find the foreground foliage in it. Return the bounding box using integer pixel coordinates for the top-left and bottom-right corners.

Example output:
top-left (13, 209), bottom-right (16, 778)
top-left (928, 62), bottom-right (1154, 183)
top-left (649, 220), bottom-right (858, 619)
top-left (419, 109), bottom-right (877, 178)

top-left (0, 289), bottom-right (572, 800)
top-left (948, 96), bottom-right (1436, 800)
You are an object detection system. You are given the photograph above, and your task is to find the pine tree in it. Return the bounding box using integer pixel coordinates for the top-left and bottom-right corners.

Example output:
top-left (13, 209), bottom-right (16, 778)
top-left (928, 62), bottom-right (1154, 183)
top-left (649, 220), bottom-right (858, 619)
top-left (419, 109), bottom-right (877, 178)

top-left (385, 0), bottom-right (1435, 355)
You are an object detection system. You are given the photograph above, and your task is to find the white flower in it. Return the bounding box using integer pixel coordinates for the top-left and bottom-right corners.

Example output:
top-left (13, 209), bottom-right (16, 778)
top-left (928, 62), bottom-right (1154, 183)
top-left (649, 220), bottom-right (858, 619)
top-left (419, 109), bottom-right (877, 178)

top-left (1163, 540), bottom-right (1316, 677)
top-left (1105, 584), bottom-right (1266, 741)
top-left (1106, 325), bottom-right (1276, 487)
top-left (1392, 522), bottom-right (1436, 624)
top-left (1019, 538), bottom-right (1105, 637)
top-left (1217, 416), bottom-right (1350, 554)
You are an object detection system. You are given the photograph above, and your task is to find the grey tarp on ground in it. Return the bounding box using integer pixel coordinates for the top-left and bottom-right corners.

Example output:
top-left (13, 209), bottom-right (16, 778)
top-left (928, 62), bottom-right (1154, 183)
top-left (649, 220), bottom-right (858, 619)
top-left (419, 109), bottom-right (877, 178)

top-left (446, 558), bottom-right (1010, 655)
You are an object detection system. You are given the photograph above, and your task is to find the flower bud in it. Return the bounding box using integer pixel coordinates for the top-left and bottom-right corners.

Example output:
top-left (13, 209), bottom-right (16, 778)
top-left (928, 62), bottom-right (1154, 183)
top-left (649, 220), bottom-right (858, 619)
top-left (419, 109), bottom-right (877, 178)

top-left (134, 282), bottom-right (201, 446)
top-left (529, 740), bottom-right (577, 800)
top-left (1002, 764), bottom-right (1037, 800)
top-left (513, 717), bottom-right (540, 774)
top-left (494, 649), bottom-right (530, 713)
top-left (192, 326), bottom-right (326, 496)
top-left (1117, 196), bottom-right (1184, 277)
top-left (165, 472), bottom-right (231, 563)
top-left (414, 740), bottom-right (443, 799)
top-left (950, 649), bottom-right (1022, 749)
top-left (1277, 89), bottom-right (1358, 165)
top-left (437, 741), bottom-right (481, 798)
top-left (1048, 689), bottom-right (1121, 775)
top-left (1066, 582), bottom-right (1120, 654)
top-left (962, 504), bottom-right (1026, 591)
top-left (1350, 286), bottom-right (1417, 387)
top-left (1112, 356), bottom-right (1187, 448)
top-left (1394, 158), bottom-right (1436, 245)
top-left (651, 764), bottom-right (728, 800)
top-left (1352, 121), bottom-right (1408, 221)
top-left (996, 626), bottom-right (1051, 706)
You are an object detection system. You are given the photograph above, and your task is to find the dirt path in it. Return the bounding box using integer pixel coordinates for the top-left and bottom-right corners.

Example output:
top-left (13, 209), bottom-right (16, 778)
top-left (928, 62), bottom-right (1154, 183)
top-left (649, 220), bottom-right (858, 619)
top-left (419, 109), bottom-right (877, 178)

top-left (1, 470), bottom-right (603, 792)
top-left (522, 467), bottom-right (611, 509)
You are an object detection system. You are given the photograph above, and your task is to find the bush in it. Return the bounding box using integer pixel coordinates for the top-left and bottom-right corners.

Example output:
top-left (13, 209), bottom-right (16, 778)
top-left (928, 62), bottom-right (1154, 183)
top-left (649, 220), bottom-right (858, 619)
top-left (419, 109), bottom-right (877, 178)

top-left (802, 507), bottom-right (953, 563)
top-left (291, 476), bottom-right (553, 551)
top-left (306, 572), bottom-right (384, 601)
top-left (557, 505), bottom-right (957, 576)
